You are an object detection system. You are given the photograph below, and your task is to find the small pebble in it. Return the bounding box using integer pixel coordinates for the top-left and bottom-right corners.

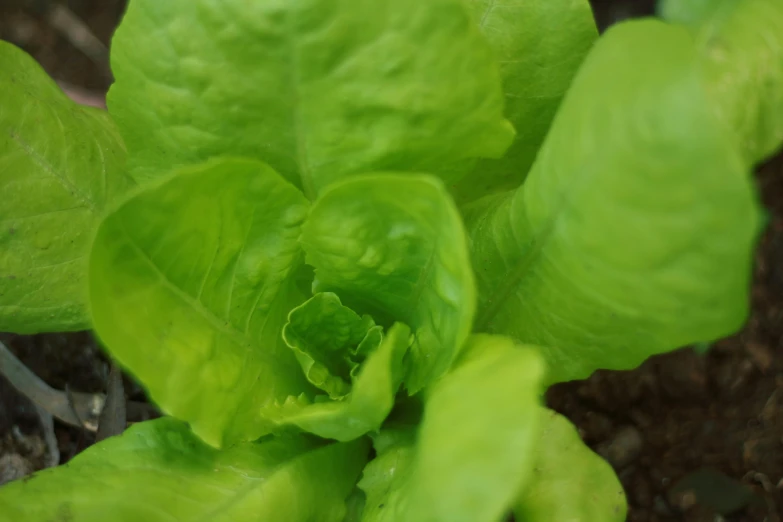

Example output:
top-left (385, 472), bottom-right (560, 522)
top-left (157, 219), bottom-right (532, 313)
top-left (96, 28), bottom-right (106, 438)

top-left (714, 359), bottom-right (755, 396)
top-left (630, 475), bottom-right (653, 508)
top-left (601, 426), bottom-right (644, 469)
top-left (652, 496), bottom-right (673, 516)
top-left (0, 453), bottom-right (33, 485)
top-left (745, 342), bottom-right (773, 373)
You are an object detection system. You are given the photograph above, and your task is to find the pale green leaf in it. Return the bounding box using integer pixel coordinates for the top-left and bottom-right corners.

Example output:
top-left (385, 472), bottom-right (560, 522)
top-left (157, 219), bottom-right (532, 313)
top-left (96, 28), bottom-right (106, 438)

top-left (357, 429), bottom-right (417, 522)
top-left (0, 41), bottom-right (134, 333)
top-left (89, 158), bottom-right (313, 448)
top-left (661, 0), bottom-right (783, 165)
top-left (466, 20), bottom-right (761, 384)
top-left (262, 322), bottom-right (411, 442)
top-left (658, 0), bottom-right (721, 25)
top-left (514, 409), bottom-right (626, 522)
top-left (283, 292), bottom-right (380, 399)
top-left (300, 174), bottom-right (475, 393)
top-left (107, 0), bottom-right (514, 195)
top-left (358, 336), bottom-right (545, 522)
top-left (452, 0), bottom-right (598, 204)
top-left (0, 418), bottom-right (368, 522)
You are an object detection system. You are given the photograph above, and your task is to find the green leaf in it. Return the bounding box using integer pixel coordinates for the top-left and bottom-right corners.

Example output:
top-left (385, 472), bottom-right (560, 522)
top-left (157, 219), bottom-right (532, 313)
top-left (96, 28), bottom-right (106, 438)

top-left (358, 336), bottom-right (545, 522)
top-left (107, 0), bottom-right (514, 196)
top-left (466, 20), bottom-right (761, 385)
top-left (658, 0), bottom-right (721, 25)
top-left (0, 41), bottom-right (134, 333)
top-left (342, 488), bottom-right (368, 522)
top-left (300, 174), bottom-right (475, 393)
top-left (89, 158), bottom-right (313, 448)
top-left (357, 429), bottom-right (417, 522)
top-left (283, 292), bottom-right (381, 399)
top-left (661, 0), bottom-right (783, 165)
top-left (514, 409), bottom-right (626, 522)
top-left (262, 322), bottom-right (411, 442)
top-left (0, 417), bottom-right (368, 521)
top-left (452, 0), bottom-right (598, 204)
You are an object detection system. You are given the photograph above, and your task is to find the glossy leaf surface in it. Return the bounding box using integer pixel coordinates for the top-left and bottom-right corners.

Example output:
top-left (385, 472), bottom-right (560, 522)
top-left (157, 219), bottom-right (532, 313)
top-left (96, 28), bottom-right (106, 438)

top-left (358, 335), bottom-right (545, 521)
top-left (107, 0), bottom-right (513, 195)
top-left (89, 158), bottom-right (312, 448)
top-left (0, 418), bottom-right (367, 522)
top-left (0, 42), bottom-right (133, 333)
top-left (466, 20), bottom-right (761, 384)
top-left (453, 0), bottom-right (597, 203)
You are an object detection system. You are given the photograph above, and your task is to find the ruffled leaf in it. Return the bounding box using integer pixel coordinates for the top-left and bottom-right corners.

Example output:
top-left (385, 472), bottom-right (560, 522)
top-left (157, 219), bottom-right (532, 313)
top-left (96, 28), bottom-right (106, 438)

top-left (262, 323), bottom-right (411, 441)
top-left (283, 292), bottom-right (381, 399)
top-left (300, 174), bottom-right (475, 393)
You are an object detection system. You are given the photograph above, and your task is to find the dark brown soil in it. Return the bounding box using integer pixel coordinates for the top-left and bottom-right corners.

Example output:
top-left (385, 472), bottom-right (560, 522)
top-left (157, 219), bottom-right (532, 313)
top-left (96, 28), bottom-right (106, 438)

top-left (0, 333), bottom-right (105, 471)
top-left (1, 1), bottom-right (782, 521)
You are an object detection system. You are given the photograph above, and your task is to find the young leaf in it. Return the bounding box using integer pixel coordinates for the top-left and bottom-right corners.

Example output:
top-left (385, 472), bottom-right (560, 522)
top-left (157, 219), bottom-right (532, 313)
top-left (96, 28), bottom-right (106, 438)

top-left (661, 0), bottom-right (783, 165)
top-left (0, 417), bottom-right (368, 522)
top-left (89, 158), bottom-right (313, 448)
top-left (283, 292), bottom-right (380, 399)
top-left (452, 0), bottom-right (598, 203)
top-left (262, 322), bottom-right (411, 442)
top-left (357, 429), bottom-right (417, 522)
top-left (513, 409), bottom-right (626, 521)
top-left (300, 174), bottom-right (475, 393)
top-left (0, 41), bottom-right (134, 334)
top-left (466, 20), bottom-right (762, 385)
top-left (358, 336), bottom-right (546, 522)
top-left (107, 0), bottom-right (514, 195)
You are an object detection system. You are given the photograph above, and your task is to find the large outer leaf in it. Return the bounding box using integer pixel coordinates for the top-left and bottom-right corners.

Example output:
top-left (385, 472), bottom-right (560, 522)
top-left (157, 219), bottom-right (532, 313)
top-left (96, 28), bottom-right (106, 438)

top-left (358, 336), bottom-right (545, 522)
top-left (107, 0), bottom-right (514, 196)
top-left (0, 418), bottom-right (368, 522)
top-left (300, 174), bottom-right (475, 393)
top-left (514, 409), bottom-right (626, 522)
top-left (452, 0), bottom-right (597, 204)
top-left (466, 20), bottom-right (761, 385)
top-left (89, 158), bottom-right (312, 448)
top-left (262, 322), bottom-right (411, 442)
top-left (661, 0), bottom-right (783, 165)
top-left (0, 42), bottom-right (133, 333)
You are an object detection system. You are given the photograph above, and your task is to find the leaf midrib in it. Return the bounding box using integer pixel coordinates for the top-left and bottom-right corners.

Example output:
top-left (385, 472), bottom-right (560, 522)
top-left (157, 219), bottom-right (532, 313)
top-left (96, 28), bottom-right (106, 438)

top-left (474, 188), bottom-right (569, 331)
top-left (6, 128), bottom-right (97, 212)
top-left (478, 0), bottom-right (498, 29)
top-left (118, 221), bottom-right (251, 350)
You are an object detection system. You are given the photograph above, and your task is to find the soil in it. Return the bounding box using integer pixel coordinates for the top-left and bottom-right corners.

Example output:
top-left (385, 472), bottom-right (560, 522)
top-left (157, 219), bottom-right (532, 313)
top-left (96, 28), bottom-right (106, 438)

top-left (0, 1), bottom-right (781, 521)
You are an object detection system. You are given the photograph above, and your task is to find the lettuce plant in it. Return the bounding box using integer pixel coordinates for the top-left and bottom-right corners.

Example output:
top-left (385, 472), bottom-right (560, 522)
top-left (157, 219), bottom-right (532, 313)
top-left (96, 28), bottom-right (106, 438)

top-left (1, 0), bottom-right (781, 520)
